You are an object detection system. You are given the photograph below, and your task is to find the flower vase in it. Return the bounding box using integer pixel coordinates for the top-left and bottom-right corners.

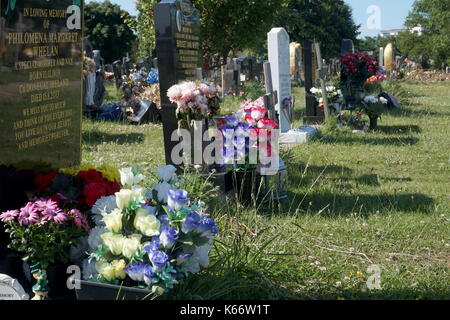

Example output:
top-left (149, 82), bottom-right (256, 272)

top-left (231, 169), bottom-right (259, 205)
top-left (369, 116), bottom-right (378, 131)
top-left (189, 119), bottom-right (207, 168)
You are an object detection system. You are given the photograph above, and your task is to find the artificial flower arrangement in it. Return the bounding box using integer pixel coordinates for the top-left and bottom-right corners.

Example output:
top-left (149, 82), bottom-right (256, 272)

top-left (35, 165), bottom-right (121, 209)
top-left (365, 73), bottom-right (388, 94)
top-left (340, 52), bottom-right (379, 84)
top-left (360, 95), bottom-right (389, 130)
top-left (122, 69), bottom-right (161, 109)
top-left (310, 86), bottom-right (344, 112)
top-left (215, 97), bottom-right (279, 171)
top-left (83, 165), bottom-right (219, 296)
top-left (0, 200), bottom-right (90, 299)
top-left (167, 81), bottom-right (221, 129)
top-left (337, 110), bottom-right (368, 132)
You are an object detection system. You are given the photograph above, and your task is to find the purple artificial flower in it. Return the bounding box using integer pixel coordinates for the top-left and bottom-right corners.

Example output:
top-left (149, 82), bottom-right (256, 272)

top-left (124, 262), bottom-right (151, 282)
top-left (167, 189), bottom-right (189, 211)
top-left (42, 208), bottom-right (68, 224)
top-left (0, 210), bottom-right (19, 222)
top-left (18, 202), bottom-right (40, 225)
top-left (160, 226), bottom-right (179, 249)
top-left (220, 125), bottom-right (235, 140)
top-left (197, 218), bottom-right (219, 237)
top-left (181, 212), bottom-right (201, 234)
top-left (235, 123), bottom-right (250, 137)
top-left (144, 237), bottom-right (162, 253)
top-left (143, 265), bottom-right (155, 286)
top-left (149, 250), bottom-right (169, 270)
top-left (176, 252), bottom-right (193, 265)
top-left (224, 115), bottom-right (240, 127)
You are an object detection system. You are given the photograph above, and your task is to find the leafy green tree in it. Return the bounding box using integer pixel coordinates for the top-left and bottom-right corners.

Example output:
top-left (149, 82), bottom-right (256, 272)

top-left (131, 0), bottom-right (158, 59)
top-left (358, 35), bottom-right (401, 62)
top-left (274, 0), bottom-right (360, 59)
top-left (191, 0), bottom-right (282, 67)
top-left (84, 1), bottom-right (136, 63)
top-left (399, 0), bottom-right (450, 68)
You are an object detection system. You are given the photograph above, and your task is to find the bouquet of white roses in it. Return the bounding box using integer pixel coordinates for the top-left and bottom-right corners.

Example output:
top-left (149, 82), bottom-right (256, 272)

top-left (310, 85), bottom-right (343, 107)
top-left (83, 165), bottom-right (219, 295)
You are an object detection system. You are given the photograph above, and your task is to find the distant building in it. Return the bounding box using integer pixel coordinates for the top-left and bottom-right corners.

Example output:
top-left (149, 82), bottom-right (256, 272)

top-left (379, 29), bottom-right (405, 37)
top-left (379, 25), bottom-right (423, 37)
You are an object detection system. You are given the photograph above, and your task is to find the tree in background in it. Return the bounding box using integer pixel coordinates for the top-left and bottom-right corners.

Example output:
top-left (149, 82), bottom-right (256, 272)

top-left (84, 1), bottom-right (136, 63)
top-left (273, 0), bottom-right (360, 59)
top-left (131, 0), bottom-right (158, 60)
top-left (397, 0), bottom-right (450, 68)
top-left (191, 0), bottom-right (281, 67)
top-left (358, 35), bottom-right (400, 62)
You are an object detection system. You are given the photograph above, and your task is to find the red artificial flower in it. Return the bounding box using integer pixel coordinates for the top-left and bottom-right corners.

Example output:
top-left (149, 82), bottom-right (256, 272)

top-left (34, 171), bottom-right (58, 193)
top-left (257, 118), bottom-right (278, 130)
top-left (83, 181), bottom-right (110, 207)
top-left (77, 169), bottom-right (104, 184)
top-left (244, 115), bottom-right (257, 126)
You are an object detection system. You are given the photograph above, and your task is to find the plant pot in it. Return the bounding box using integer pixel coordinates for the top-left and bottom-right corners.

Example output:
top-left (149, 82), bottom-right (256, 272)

top-left (231, 169), bottom-right (260, 205)
top-left (75, 280), bottom-right (152, 300)
top-left (369, 116), bottom-right (378, 130)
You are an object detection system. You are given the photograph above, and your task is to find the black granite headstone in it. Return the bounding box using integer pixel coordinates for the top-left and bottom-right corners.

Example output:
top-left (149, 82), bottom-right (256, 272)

top-left (0, 0), bottom-right (83, 170)
top-left (341, 39), bottom-right (355, 56)
top-left (154, 0), bottom-right (202, 166)
top-left (303, 39), bottom-right (322, 124)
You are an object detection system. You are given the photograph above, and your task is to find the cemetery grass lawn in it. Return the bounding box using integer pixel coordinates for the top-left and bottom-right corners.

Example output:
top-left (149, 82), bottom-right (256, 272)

top-left (82, 80), bottom-right (450, 300)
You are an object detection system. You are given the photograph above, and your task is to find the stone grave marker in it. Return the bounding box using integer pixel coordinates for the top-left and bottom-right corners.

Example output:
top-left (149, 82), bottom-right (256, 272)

top-left (268, 27), bottom-right (292, 133)
top-left (0, 0), bottom-right (84, 170)
top-left (303, 39), bottom-right (323, 124)
top-left (341, 39), bottom-right (355, 56)
top-left (379, 47), bottom-right (384, 67)
top-left (154, 0), bottom-right (202, 166)
top-left (384, 43), bottom-right (395, 71)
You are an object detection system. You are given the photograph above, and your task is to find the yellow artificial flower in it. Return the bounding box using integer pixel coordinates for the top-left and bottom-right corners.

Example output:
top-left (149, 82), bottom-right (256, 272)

top-left (101, 232), bottom-right (125, 256)
top-left (121, 234), bottom-right (142, 259)
top-left (103, 209), bottom-right (123, 233)
top-left (95, 260), bottom-right (116, 282)
top-left (111, 259), bottom-right (127, 280)
top-left (115, 188), bottom-right (145, 210)
top-left (134, 208), bottom-right (161, 237)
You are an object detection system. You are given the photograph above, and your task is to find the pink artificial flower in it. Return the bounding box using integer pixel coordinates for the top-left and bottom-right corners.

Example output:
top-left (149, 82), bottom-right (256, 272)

top-left (180, 82), bottom-right (197, 101)
top-left (69, 209), bottom-right (90, 232)
top-left (34, 199), bottom-right (58, 212)
top-left (251, 107), bottom-right (267, 121)
top-left (0, 210), bottom-right (19, 222)
top-left (257, 118), bottom-right (278, 130)
top-left (167, 84), bottom-right (183, 103)
top-left (42, 208), bottom-right (68, 224)
top-left (18, 202), bottom-right (40, 225)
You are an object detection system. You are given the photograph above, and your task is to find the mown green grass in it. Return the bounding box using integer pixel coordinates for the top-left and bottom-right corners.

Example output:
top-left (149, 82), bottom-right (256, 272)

top-left (82, 80), bottom-right (449, 300)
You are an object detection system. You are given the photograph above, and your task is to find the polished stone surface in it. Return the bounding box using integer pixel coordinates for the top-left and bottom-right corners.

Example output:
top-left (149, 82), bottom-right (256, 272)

top-left (0, 0), bottom-right (83, 170)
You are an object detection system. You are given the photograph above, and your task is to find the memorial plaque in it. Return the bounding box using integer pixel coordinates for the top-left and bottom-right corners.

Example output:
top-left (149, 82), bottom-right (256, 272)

top-left (154, 0), bottom-right (201, 165)
top-left (0, 0), bottom-right (83, 169)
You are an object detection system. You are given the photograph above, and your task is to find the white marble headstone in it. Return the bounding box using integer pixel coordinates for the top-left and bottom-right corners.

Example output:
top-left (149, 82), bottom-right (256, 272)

top-left (268, 28), bottom-right (292, 133)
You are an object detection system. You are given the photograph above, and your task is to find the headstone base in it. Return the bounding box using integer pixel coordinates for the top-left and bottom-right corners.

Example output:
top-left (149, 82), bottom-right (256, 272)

top-left (279, 126), bottom-right (318, 144)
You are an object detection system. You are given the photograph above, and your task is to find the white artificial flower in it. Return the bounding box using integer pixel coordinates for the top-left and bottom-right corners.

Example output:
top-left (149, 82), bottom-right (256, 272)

top-left (153, 182), bottom-right (174, 203)
top-left (363, 95), bottom-right (378, 104)
top-left (134, 208), bottom-right (161, 237)
top-left (88, 226), bottom-right (107, 251)
top-left (121, 234), bottom-right (142, 259)
top-left (194, 244), bottom-right (211, 268)
top-left (156, 165), bottom-right (177, 182)
top-left (380, 97), bottom-right (388, 104)
top-left (92, 195), bottom-right (117, 215)
top-left (119, 168), bottom-right (145, 187)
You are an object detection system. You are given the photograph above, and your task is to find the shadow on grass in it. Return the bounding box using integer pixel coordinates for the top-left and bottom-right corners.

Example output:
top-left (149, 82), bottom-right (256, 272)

top-left (287, 191), bottom-right (434, 217)
top-left (388, 107), bottom-right (450, 118)
top-left (377, 125), bottom-right (422, 135)
top-left (319, 134), bottom-right (419, 146)
top-left (82, 130), bottom-right (145, 145)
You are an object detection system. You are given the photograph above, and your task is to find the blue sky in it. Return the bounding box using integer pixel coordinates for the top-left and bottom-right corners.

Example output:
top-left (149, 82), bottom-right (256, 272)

top-left (86, 0), bottom-right (416, 38)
